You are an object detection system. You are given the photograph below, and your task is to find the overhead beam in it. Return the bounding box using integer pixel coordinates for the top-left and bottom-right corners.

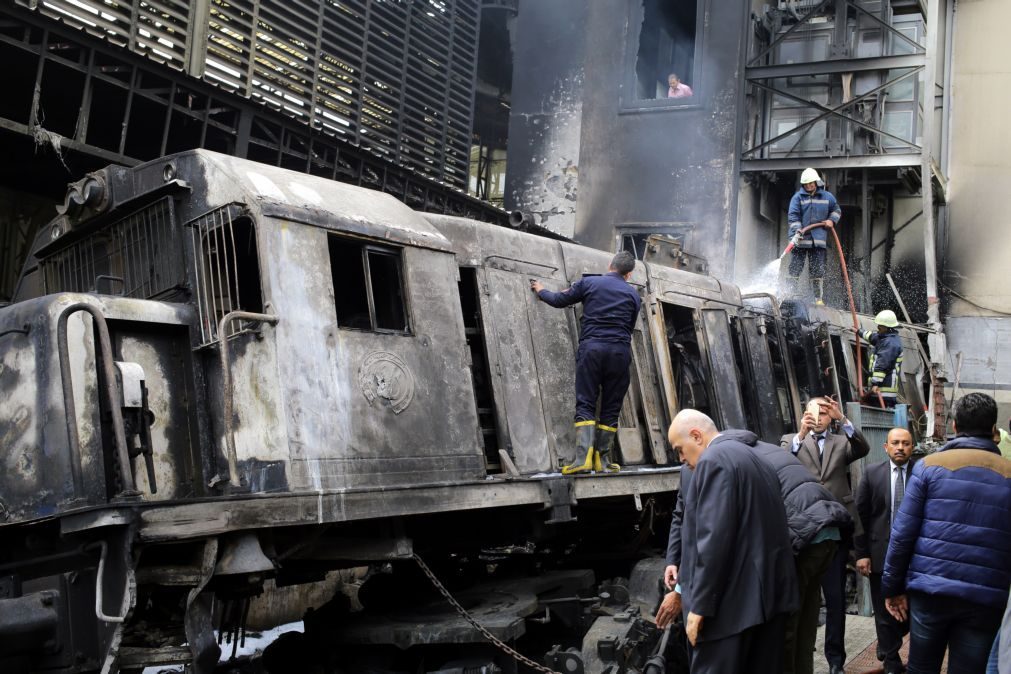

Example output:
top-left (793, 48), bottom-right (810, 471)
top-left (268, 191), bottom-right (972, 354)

top-left (0, 117), bottom-right (137, 167)
top-left (746, 53), bottom-right (926, 80)
top-left (740, 154), bottom-right (922, 172)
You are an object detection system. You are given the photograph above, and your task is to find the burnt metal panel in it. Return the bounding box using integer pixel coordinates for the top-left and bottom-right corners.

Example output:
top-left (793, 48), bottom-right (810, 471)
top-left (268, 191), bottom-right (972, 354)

top-left (480, 267), bottom-right (566, 473)
top-left (257, 221), bottom-right (484, 490)
top-left (738, 315), bottom-right (788, 443)
top-left (630, 325), bottom-right (670, 464)
top-left (111, 323), bottom-right (203, 500)
top-left (700, 309), bottom-right (748, 430)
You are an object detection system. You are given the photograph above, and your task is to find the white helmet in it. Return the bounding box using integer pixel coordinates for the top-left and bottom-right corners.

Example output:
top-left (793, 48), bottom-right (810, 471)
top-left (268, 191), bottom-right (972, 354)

top-left (874, 309), bottom-right (899, 328)
top-left (800, 168), bottom-right (821, 185)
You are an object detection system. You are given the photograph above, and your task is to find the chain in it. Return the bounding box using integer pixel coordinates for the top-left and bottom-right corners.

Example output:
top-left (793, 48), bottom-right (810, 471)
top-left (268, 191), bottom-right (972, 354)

top-left (412, 553), bottom-right (562, 674)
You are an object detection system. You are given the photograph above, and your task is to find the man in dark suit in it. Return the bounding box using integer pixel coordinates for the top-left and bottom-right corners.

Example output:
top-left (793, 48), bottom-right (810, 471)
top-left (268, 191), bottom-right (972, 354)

top-left (854, 427), bottom-right (914, 674)
top-left (665, 409), bottom-right (799, 673)
top-left (781, 397), bottom-right (870, 674)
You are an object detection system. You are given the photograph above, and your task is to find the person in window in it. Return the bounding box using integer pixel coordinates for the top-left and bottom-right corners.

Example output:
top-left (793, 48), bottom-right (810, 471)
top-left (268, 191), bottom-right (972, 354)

top-left (667, 73), bottom-right (693, 99)
top-left (530, 251), bottom-right (641, 474)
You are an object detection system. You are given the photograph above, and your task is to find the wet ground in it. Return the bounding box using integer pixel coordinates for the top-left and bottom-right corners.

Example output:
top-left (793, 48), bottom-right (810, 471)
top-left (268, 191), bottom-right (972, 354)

top-left (815, 615), bottom-right (947, 674)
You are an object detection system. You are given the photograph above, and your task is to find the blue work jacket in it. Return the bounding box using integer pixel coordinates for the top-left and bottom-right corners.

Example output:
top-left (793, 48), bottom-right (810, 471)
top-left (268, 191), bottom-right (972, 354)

top-left (862, 329), bottom-right (903, 395)
top-left (788, 188), bottom-right (842, 248)
top-left (537, 272), bottom-right (641, 345)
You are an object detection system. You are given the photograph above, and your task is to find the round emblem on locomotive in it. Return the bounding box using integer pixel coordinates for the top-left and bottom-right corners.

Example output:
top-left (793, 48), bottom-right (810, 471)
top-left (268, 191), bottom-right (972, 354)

top-left (358, 351), bottom-right (415, 414)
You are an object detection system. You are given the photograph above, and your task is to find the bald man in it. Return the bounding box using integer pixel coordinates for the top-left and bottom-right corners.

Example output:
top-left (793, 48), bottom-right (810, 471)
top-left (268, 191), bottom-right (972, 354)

top-left (666, 410), bottom-right (799, 673)
top-left (854, 428), bottom-right (914, 674)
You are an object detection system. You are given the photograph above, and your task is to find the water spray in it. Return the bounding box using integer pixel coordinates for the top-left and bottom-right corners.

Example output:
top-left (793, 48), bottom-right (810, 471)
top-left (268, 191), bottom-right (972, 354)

top-left (780, 226), bottom-right (884, 408)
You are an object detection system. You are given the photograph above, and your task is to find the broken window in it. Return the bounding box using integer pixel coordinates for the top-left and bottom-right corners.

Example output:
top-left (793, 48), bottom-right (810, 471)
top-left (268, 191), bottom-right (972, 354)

top-left (616, 225), bottom-right (690, 260)
top-left (457, 267), bottom-right (501, 472)
top-left (328, 236), bottom-right (409, 333)
top-left (830, 334), bottom-right (855, 405)
top-left (188, 204), bottom-right (264, 345)
top-left (661, 303), bottom-right (713, 418)
top-left (629, 0), bottom-right (699, 105)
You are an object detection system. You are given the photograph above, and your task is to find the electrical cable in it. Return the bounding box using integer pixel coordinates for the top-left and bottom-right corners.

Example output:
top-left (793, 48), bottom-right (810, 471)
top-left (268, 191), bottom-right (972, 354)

top-left (941, 284), bottom-right (1011, 317)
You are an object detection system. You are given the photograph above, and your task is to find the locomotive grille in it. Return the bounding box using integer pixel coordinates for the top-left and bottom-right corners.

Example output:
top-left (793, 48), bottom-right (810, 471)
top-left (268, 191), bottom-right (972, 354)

top-left (187, 204), bottom-right (264, 346)
top-left (40, 197), bottom-right (184, 300)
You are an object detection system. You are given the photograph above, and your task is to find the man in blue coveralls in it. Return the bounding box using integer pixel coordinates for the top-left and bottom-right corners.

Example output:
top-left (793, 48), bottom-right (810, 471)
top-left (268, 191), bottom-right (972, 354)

top-left (530, 250), bottom-right (641, 474)
top-left (787, 168), bottom-right (842, 306)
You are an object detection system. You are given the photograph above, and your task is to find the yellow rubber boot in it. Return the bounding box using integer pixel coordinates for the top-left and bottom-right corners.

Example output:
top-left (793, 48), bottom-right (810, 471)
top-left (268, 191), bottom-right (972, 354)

top-left (562, 421), bottom-right (596, 475)
top-left (813, 278), bottom-right (825, 306)
top-left (595, 424), bottom-right (620, 473)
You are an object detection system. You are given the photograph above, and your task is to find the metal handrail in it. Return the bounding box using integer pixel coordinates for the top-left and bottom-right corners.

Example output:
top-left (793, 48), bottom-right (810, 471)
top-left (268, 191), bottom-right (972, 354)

top-left (217, 311), bottom-right (279, 488)
top-left (57, 302), bottom-right (138, 499)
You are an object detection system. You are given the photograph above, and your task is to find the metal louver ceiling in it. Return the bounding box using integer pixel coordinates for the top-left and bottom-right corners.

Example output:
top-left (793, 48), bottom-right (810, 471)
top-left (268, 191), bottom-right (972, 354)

top-left (16, 0), bottom-right (479, 190)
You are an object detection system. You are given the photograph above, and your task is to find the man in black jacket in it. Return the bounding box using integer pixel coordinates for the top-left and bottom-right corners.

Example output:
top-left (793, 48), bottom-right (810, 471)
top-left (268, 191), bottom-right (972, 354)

top-left (861, 310), bottom-right (904, 408)
top-left (659, 424), bottom-right (849, 674)
top-left (659, 410), bottom-right (799, 673)
top-left (854, 427), bottom-right (914, 674)
top-left (750, 435), bottom-right (853, 674)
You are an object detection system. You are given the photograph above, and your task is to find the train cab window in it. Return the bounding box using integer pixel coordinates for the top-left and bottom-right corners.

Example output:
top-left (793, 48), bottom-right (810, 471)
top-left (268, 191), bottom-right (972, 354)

top-left (188, 204), bottom-right (264, 344)
top-left (661, 303), bottom-right (713, 417)
top-left (328, 235), bottom-right (409, 333)
top-left (829, 335), bottom-right (855, 405)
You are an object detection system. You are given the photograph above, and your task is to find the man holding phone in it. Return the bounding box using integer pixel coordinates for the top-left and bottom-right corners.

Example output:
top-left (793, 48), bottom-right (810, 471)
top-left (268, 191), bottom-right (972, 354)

top-left (781, 397), bottom-right (870, 674)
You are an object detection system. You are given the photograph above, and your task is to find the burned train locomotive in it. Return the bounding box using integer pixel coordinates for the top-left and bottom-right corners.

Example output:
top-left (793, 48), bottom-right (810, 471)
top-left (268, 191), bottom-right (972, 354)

top-left (0, 150), bottom-right (925, 673)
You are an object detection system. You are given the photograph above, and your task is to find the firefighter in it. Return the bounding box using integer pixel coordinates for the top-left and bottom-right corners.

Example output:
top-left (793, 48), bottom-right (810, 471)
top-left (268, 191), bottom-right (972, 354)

top-left (862, 310), bottom-right (904, 408)
top-left (787, 168), bottom-right (842, 306)
top-left (530, 251), bottom-right (641, 474)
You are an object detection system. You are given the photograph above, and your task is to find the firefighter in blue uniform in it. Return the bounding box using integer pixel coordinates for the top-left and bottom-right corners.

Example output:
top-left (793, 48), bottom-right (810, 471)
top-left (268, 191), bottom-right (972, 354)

top-left (787, 168), bottom-right (843, 306)
top-left (861, 310), bottom-right (904, 408)
top-left (530, 251), bottom-right (641, 474)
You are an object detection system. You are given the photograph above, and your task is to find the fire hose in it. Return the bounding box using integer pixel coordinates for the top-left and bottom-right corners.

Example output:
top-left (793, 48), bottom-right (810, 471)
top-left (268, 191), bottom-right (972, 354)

top-left (828, 226), bottom-right (886, 409)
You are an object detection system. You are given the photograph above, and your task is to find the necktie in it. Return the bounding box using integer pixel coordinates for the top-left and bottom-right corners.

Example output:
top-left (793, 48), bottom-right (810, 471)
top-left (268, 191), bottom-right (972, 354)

top-left (815, 434), bottom-right (826, 457)
top-left (892, 466), bottom-right (905, 522)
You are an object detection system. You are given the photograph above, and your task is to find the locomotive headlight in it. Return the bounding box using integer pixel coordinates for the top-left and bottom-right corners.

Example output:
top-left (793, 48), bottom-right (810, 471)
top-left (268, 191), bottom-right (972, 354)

top-left (57, 172), bottom-right (108, 217)
top-left (81, 177), bottom-right (105, 207)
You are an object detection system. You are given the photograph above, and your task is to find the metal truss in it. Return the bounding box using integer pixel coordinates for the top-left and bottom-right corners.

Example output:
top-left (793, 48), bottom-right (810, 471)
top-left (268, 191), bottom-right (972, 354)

top-left (743, 67), bottom-right (925, 160)
top-left (742, 0), bottom-right (937, 172)
top-left (0, 7), bottom-right (508, 226)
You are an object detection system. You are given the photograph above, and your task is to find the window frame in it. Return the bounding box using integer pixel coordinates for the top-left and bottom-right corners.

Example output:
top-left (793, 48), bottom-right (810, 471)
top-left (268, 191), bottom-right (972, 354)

top-left (186, 204), bottom-right (266, 346)
top-left (330, 235), bottom-right (412, 335)
top-left (614, 223), bottom-right (696, 260)
top-left (619, 0), bottom-right (707, 113)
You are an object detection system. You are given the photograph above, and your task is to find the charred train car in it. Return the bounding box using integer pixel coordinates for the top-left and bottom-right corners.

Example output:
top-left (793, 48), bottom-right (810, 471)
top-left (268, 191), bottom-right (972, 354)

top-left (0, 150), bottom-right (925, 673)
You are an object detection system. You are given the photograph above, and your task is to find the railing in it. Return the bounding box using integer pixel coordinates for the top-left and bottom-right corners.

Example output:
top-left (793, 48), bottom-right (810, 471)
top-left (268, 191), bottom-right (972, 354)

top-left (57, 303), bottom-right (138, 500)
top-left (217, 311), bottom-right (279, 489)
